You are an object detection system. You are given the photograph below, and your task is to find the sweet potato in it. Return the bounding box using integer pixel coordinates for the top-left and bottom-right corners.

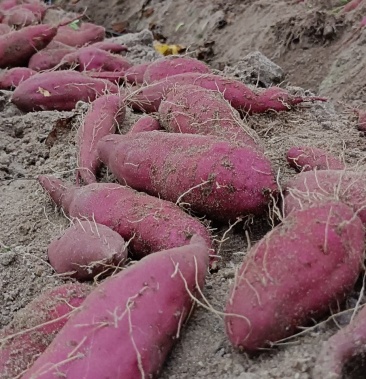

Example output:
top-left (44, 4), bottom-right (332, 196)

top-left (61, 46), bottom-right (132, 72)
top-left (97, 132), bottom-right (277, 220)
top-left (128, 115), bottom-right (162, 133)
top-left (84, 70), bottom-right (126, 84)
top-left (21, 235), bottom-right (209, 379)
top-left (124, 62), bottom-right (150, 84)
top-left (28, 44), bottom-right (75, 71)
top-left (0, 283), bottom-right (90, 379)
top-left (0, 67), bottom-right (35, 89)
top-left (2, 7), bottom-right (38, 28)
top-left (225, 201), bottom-right (364, 352)
top-left (88, 40), bottom-right (128, 53)
top-left (54, 22), bottom-right (105, 47)
top-left (0, 23), bottom-right (11, 35)
top-left (313, 305), bottom-right (366, 379)
top-left (38, 175), bottom-right (213, 258)
top-left (48, 220), bottom-right (127, 280)
top-left (159, 84), bottom-right (260, 149)
top-left (76, 93), bottom-right (126, 184)
top-left (11, 71), bottom-right (118, 112)
top-left (284, 169), bottom-right (366, 224)
top-left (340, 0), bottom-right (363, 13)
top-left (354, 108), bottom-right (366, 132)
top-left (286, 146), bottom-right (345, 171)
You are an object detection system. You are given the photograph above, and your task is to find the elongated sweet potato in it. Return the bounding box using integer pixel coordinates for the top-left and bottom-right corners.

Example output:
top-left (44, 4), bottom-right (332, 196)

top-left (225, 201), bottom-right (364, 352)
top-left (2, 7), bottom-right (38, 28)
top-left (313, 305), bottom-right (366, 379)
top-left (0, 67), bottom-right (35, 89)
top-left (88, 41), bottom-right (128, 53)
top-left (124, 62), bottom-right (150, 84)
top-left (76, 93), bottom-right (126, 184)
top-left (97, 132), bottom-right (277, 220)
top-left (286, 146), bottom-right (345, 171)
top-left (11, 71), bottom-right (118, 112)
top-left (84, 70), bottom-right (126, 84)
top-left (143, 56), bottom-right (211, 84)
top-left (0, 283), bottom-right (90, 379)
top-left (48, 220), bottom-right (127, 280)
top-left (159, 84), bottom-right (260, 149)
top-left (38, 175), bottom-right (213, 258)
top-left (28, 44), bottom-right (75, 71)
top-left (284, 169), bottom-right (366, 224)
top-left (128, 115), bottom-right (162, 133)
top-left (54, 22), bottom-right (105, 47)
top-left (21, 235), bottom-right (209, 379)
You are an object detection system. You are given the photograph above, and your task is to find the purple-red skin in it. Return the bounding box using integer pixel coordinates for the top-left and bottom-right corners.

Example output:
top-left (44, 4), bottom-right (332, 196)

top-left (159, 84), bottom-right (260, 149)
top-left (0, 283), bottom-right (90, 379)
top-left (2, 7), bottom-right (38, 28)
top-left (87, 40), bottom-right (128, 53)
top-left (124, 62), bottom-right (150, 84)
top-left (28, 46), bottom-right (75, 71)
top-left (313, 305), bottom-right (366, 379)
top-left (128, 115), bottom-right (162, 133)
top-left (340, 0), bottom-right (363, 13)
top-left (21, 235), bottom-right (209, 379)
top-left (0, 23), bottom-right (11, 35)
top-left (53, 22), bottom-right (105, 47)
top-left (0, 67), bottom-right (35, 89)
top-left (354, 108), bottom-right (366, 132)
top-left (143, 56), bottom-right (211, 84)
top-left (284, 169), bottom-right (366, 225)
top-left (61, 46), bottom-right (132, 72)
top-left (85, 70), bottom-right (126, 84)
top-left (37, 175), bottom-right (213, 258)
top-left (225, 202), bottom-right (364, 352)
top-left (76, 93), bottom-right (126, 185)
top-left (47, 221), bottom-right (127, 280)
top-left (96, 132), bottom-right (277, 221)
top-left (286, 146), bottom-right (345, 171)
top-left (11, 71), bottom-right (119, 112)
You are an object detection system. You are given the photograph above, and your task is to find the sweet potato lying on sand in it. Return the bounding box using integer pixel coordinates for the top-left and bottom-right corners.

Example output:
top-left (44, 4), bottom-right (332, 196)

top-left (38, 175), bottom-right (213, 258)
top-left (21, 235), bottom-right (209, 379)
top-left (54, 22), bottom-right (105, 47)
top-left (97, 132), bottom-right (277, 220)
top-left (159, 84), bottom-right (260, 149)
top-left (28, 43), bottom-right (75, 71)
top-left (225, 201), bottom-right (364, 352)
top-left (76, 93), bottom-right (126, 184)
top-left (284, 169), bottom-right (366, 224)
top-left (48, 220), bottom-right (127, 280)
top-left (286, 146), bottom-right (345, 171)
top-left (0, 283), bottom-right (90, 379)
top-left (0, 67), bottom-right (35, 89)
top-left (11, 71), bottom-right (118, 112)
top-left (88, 41), bottom-right (128, 53)
top-left (128, 114), bottom-right (162, 133)
top-left (313, 305), bottom-right (366, 379)
top-left (124, 62), bottom-right (150, 84)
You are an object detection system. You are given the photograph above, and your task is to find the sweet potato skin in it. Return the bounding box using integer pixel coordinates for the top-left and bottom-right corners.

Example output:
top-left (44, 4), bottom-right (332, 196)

top-left (3, 7), bottom-right (38, 28)
top-left (48, 221), bottom-right (127, 279)
top-left (0, 67), bottom-right (35, 89)
top-left (159, 84), bottom-right (260, 149)
top-left (97, 132), bottom-right (277, 220)
top-left (54, 22), bottom-right (105, 47)
top-left (88, 41), bottom-right (128, 53)
top-left (0, 23), bottom-right (11, 35)
top-left (38, 175), bottom-right (213, 258)
top-left (76, 93), bottom-right (126, 184)
top-left (28, 45), bottom-right (75, 71)
top-left (128, 114), bottom-right (162, 133)
top-left (124, 62), bottom-right (150, 84)
top-left (11, 71), bottom-right (118, 112)
top-left (21, 236), bottom-right (209, 379)
top-left (225, 202), bottom-right (364, 352)
top-left (0, 283), bottom-right (90, 379)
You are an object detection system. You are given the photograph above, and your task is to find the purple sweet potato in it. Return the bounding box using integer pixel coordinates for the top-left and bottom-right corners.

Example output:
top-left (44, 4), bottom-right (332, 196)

top-left (11, 71), bottom-right (119, 112)
top-left (0, 0), bottom-right (18, 12)
top-left (2, 7), bottom-right (38, 28)
top-left (28, 44), bottom-right (75, 71)
top-left (48, 220), bottom-right (127, 280)
top-left (313, 305), bottom-right (366, 379)
top-left (0, 67), bottom-right (35, 89)
top-left (54, 22), bottom-right (105, 47)
top-left (159, 84), bottom-right (260, 149)
top-left (284, 169), bottom-right (366, 224)
top-left (21, 235), bottom-right (209, 379)
top-left (124, 62), bottom-right (150, 84)
top-left (354, 108), bottom-right (366, 132)
top-left (38, 175), bottom-right (213, 258)
top-left (61, 46), bottom-right (132, 72)
top-left (97, 132), bottom-right (277, 220)
top-left (128, 114), bottom-right (162, 133)
top-left (88, 40), bottom-right (128, 53)
top-left (225, 201), bottom-right (364, 352)
top-left (76, 93), bottom-right (126, 184)
top-left (286, 146), bottom-right (345, 171)
top-left (0, 23), bottom-right (11, 35)
top-left (0, 283), bottom-right (90, 379)
top-left (85, 70), bottom-right (126, 84)
top-left (143, 56), bottom-right (211, 84)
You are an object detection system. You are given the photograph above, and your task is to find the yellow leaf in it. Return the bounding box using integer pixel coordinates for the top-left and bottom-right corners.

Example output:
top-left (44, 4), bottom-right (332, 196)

top-left (153, 41), bottom-right (185, 56)
top-left (38, 87), bottom-right (51, 97)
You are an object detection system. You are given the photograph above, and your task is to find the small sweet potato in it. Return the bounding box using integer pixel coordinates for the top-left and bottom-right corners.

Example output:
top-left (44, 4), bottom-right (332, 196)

top-left (76, 93), bottom-right (126, 184)
top-left (97, 132), bottom-right (277, 220)
top-left (124, 62), bottom-right (150, 84)
top-left (286, 146), bottom-right (345, 171)
top-left (128, 115), bottom-right (162, 133)
top-left (21, 235), bottom-right (209, 379)
top-left (159, 84), bottom-right (260, 149)
top-left (28, 44), bottom-right (75, 71)
top-left (225, 201), bottom-right (364, 352)
top-left (143, 56), bottom-right (211, 84)
top-left (48, 220), bottom-right (127, 280)
top-left (11, 71), bottom-right (118, 112)
top-left (38, 175), bottom-right (213, 258)
top-left (2, 7), bottom-right (38, 28)
top-left (284, 169), bottom-right (366, 224)
top-left (0, 283), bottom-right (90, 379)
top-left (84, 70), bottom-right (126, 84)
top-left (0, 67), bottom-right (35, 89)
top-left (54, 22), bottom-right (105, 47)
top-left (88, 41), bottom-right (128, 53)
